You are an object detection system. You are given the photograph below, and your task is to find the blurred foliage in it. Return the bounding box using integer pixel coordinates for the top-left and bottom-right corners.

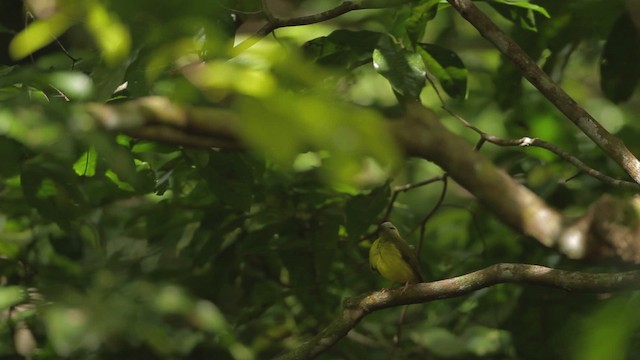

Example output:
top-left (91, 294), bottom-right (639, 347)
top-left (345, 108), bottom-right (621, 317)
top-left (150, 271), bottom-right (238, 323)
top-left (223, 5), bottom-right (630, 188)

top-left (0, 0), bottom-right (639, 359)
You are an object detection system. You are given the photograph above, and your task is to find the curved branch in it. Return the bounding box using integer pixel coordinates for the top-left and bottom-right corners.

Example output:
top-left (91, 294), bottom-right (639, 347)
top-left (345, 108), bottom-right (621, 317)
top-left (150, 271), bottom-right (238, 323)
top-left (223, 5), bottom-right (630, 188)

top-left (274, 263), bottom-right (640, 360)
top-left (233, 0), bottom-right (416, 54)
top-left (446, 0), bottom-right (640, 184)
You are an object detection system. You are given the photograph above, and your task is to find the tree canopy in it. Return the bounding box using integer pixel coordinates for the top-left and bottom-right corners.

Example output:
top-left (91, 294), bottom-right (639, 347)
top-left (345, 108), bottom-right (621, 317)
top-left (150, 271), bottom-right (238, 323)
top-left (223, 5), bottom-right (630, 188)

top-left (1, 0), bottom-right (640, 359)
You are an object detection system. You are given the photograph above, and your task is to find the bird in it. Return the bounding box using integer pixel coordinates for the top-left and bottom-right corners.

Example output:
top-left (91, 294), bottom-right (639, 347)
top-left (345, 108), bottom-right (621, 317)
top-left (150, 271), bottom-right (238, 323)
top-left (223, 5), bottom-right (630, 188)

top-left (369, 222), bottom-right (424, 286)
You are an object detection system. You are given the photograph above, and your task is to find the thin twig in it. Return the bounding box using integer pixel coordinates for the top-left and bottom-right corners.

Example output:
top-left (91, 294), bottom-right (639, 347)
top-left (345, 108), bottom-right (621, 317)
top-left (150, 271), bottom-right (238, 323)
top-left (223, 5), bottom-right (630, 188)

top-left (416, 174), bottom-right (448, 255)
top-left (216, 2), bottom-right (262, 15)
top-left (444, 109), bottom-right (640, 191)
top-left (53, 37), bottom-right (79, 70)
top-left (392, 305), bottom-right (410, 358)
top-left (261, 0), bottom-right (276, 21)
top-left (382, 175), bottom-right (446, 222)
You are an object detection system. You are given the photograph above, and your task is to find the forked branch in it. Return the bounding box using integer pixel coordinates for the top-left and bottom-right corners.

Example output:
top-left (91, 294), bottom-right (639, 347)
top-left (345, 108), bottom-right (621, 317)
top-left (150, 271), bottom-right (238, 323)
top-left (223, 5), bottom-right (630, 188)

top-left (446, 0), bottom-right (640, 184)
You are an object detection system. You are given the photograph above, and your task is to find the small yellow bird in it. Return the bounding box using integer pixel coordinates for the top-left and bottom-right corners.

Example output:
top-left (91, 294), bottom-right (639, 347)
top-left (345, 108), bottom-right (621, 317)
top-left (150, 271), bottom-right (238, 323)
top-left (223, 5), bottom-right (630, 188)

top-left (369, 222), bottom-right (424, 284)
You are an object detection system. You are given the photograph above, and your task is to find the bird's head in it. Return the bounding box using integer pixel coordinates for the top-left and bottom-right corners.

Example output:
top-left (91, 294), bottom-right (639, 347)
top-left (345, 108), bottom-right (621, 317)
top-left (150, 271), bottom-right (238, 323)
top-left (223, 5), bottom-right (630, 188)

top-left (379, 222), bottom-right (401, 239)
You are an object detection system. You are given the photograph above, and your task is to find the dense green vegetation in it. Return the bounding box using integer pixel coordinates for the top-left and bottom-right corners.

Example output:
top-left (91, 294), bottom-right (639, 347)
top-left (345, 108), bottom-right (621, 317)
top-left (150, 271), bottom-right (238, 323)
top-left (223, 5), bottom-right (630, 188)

top-left (1, 0), bottom-right (640, 359)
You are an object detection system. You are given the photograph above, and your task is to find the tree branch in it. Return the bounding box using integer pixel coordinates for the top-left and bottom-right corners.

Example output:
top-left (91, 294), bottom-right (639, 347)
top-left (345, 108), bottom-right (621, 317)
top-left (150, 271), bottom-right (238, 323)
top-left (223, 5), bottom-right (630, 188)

top-left (85, 98), bottom-right (244, 150)
top-left (274, 263), bottom-right (640, 360)
top-left (446, 0), bottom-right (640, 184)
top-left (233, 0), bottom-right (416, 54)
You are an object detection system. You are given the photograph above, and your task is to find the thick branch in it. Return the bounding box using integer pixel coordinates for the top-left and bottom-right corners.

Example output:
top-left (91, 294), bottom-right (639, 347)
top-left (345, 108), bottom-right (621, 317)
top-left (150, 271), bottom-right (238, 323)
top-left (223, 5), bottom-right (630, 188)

top-left (275, 263), bottom-right (640, 360)
top-left (391, 105), bottom-right (564, 250)
top-left (446, 0), bottom-right (640, 184)
top-left (85, 98), bottom-right (244, 149)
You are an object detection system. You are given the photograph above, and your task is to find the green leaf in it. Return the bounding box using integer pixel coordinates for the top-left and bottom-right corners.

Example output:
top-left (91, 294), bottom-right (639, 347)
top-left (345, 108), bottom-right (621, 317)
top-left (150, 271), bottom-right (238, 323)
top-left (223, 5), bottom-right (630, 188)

top-left (303, 30), bottom-right (383, 68)
top-left (418, 43), bottom-right (468, 99)
top-left (48, 71), bottom-right (94, 100)
top-left (85, 2), bottom-right (131, 65)
top-left (237, 94), bottom-right (399, 189)
top-left (0, 286), bottom-right (24, 310)
top-left (0, 108), bottom-right (65, 152)
top-left (73, 147), bottom-right (98, 177)
top-left (105, 169), bottom-right (135, 191)
top-left (85, 132), bottom-right (148, 192)
top-left (373, 35), bottom-right (426, 101)
top-left (600, 12), bottom-right (640, 103)
top-left (9, 9), bottom-right (77, 60)
top-left (392, 0), bottom-right (440, 47)
top-left (573, 295), bottom-right (640, 360)
top-left (45, 306), bottom-right (90, 356)
top-left (487, 0), bottom-right (550, 32)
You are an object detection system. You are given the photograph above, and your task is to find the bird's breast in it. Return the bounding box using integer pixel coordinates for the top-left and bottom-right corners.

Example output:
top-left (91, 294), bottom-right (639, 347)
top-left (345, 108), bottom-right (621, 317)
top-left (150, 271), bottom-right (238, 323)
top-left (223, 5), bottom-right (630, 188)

top-left (370, 239), bottom-right (419, 283)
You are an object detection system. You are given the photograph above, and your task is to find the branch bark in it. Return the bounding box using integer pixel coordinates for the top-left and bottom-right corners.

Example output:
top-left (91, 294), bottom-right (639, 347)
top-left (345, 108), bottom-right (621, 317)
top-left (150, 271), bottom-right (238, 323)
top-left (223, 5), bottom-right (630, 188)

top-left (274, 263), bottom-right (640, 360)
top-left (391, 104), bottom-right (563, 250)
top-left (446, 0), bottom-right (640, 184)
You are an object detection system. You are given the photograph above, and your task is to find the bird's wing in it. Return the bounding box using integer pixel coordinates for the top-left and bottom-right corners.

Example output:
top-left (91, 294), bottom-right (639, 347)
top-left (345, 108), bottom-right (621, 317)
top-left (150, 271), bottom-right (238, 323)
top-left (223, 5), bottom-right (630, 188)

top-left (369, 238), bottom-right (380, 273)
top-left (395, 240), bottom-right (424, 282)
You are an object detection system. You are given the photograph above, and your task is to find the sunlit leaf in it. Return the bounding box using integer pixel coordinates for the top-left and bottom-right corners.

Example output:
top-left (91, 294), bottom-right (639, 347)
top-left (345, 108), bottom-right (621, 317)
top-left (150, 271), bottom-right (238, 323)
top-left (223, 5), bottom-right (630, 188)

top-left (105, 169), bottom-right (135, 191)
top-left (86, 2), bottom-right (131, 65)
top-left (237, 93), bottom-right (399, 189)
top-left (9, 8), bottom-right (78, 60)
top-left (49, 71), bottom-right (94, 100)
top-left (0, 109), bottom-right (64, 151)
top-left (73, 147), bottom-right (98, 177)
top-left (0, 286), bottom-right (24, 310)
top-left (45, 306), bottom-right (90, 357)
